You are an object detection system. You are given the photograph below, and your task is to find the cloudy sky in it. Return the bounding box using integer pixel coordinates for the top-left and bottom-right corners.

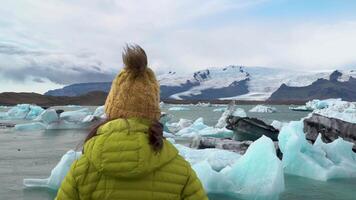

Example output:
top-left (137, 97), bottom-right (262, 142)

top-left (1, 0), bottom-right (356, 93)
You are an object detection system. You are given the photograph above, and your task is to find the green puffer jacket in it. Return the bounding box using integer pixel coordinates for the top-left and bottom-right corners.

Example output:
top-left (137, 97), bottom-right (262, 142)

top-left (56, 118), bottom-right (208, 200)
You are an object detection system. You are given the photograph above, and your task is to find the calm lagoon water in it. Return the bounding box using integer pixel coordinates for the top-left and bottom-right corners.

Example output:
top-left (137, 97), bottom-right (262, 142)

top-left (1, 104), bottom-right (355, 200)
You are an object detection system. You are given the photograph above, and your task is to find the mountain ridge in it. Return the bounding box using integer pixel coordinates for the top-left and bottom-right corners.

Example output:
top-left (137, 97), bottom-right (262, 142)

top-left (44, 66), bottom-right (356, 101)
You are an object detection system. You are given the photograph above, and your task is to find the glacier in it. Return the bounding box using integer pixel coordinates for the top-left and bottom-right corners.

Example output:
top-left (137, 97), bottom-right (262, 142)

top-left (278, 120), bottom-right (356, 181)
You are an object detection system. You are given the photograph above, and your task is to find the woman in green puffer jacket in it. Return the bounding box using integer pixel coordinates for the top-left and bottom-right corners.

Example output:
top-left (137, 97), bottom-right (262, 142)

top-left (55, 44), bottom-right (208, 200)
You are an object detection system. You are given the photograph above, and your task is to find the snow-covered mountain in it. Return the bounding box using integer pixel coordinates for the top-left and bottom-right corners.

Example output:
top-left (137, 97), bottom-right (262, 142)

top-left (45, 66), bottom-right (356, 101)
top-left (158, 66), bottom-right (356, 100)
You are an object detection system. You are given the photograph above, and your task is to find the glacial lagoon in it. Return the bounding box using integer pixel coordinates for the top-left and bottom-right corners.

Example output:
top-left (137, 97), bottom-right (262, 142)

top-left (1, 105), bottom-right (356, 200)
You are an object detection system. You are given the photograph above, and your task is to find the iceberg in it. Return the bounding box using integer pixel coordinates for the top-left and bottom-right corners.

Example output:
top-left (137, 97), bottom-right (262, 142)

top-left (270, 120), bottom-right (288, 130)
top-left (193, 136), bottom-right (284, 199)
top-left (15, 122), bottom-right (47, 131)
top-left (81, 106), bottom-right (106, 123)
top-left (278, 121), bottom-right (356, 181)
top-left (215, 107), bottom-right (246, 129)
top-left (24, 150), bottom-right (82, 190)
top-left (249, 105), bottom-right (276, 113)
top-left (0, 104), bottom-right (44, 120)
top-left (175, 144), bottom-right (241, 171)
top-left (213, 107), bottom-right (227, 112)
top-left (34, 109), bottom-right (59, 124)
top-left (312, 99), bottom-right (356, 123)
top-left (168, 106), bottom-right (190, 111)
top-left (93, 106), bottom-right (105, 118)
top-left (166, 118), bottom-right (193, 133)
top-left (176, 118), bottom-right (233, 138)
top-left (25, 137), bottom-right (284, 199)
top-left (59, 108), bottom-right (91, 122)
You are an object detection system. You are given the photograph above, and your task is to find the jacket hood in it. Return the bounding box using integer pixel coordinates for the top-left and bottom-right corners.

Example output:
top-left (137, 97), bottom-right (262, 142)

top-left (83, 118), bottom-right (178, 179)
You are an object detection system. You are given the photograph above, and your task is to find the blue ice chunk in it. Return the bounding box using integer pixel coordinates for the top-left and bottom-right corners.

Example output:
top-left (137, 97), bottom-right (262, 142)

top-left (15, 122), bottom-right (47, 131)
top-left (35, 109), bottom-right (58, 124)
top-left (278, 121), bottom-right (356, 181)
top-left (59, 108), bottom-right (91, 122)
top-left (5, 104), bottom-right (44, 120)
top-left (23, 150), bottom-right (82, 190)
top-left (193, 136), bottom-right (284, 198)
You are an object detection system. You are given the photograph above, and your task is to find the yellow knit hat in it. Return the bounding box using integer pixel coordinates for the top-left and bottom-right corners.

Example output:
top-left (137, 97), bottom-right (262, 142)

top-left (104, 45), bottom-right (161, 121)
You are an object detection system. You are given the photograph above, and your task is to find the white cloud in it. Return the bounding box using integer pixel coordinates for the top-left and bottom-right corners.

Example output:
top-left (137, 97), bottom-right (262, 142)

top-left (0, 0), bottom-right (356, 93)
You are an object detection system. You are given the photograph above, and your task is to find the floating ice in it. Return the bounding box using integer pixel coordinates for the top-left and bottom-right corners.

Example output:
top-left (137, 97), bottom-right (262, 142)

top-left (213, 107), bottom-right (227, 112)
top-left (168, 106), bottom-right (190, 111)
top-left (24, 150), bottom-right (82, 190)
top-left (163, 131), bottom-right (175, 138)
top-left (193, 136), bottom-right (284, 199)
top-left (249, 105), bottom-right (276, 113)
top-left (278, 121), bottom-right (356, 181)
top-left (81, 106), bottom-right (106, 123)
top-left (270, 120), bottom-right (288, 130)
top-left (15, 122), bottom-right (47, 131)
top-left (166, 118), bottom-right (193, 133)
top-left (215, 107), bottom-right (246, 128)
top-left (0, 104), bottom-right (44, 120)
top-left (27, 137), bottom-right (284, 199)
top-left (59, 108), bottom-right (91, 122)
top-left (176, 118), bottom-right (233, 138)
top-left (175, 144), bottom-right (240, 171)
top-left (312, 99), bottom-right (356, 123)
top-left (93, 106), bottom-right (105, 118)
top-left (159, 101), bottom-right (165, 108)
top-left (34, 109), bottom-right (59, 124)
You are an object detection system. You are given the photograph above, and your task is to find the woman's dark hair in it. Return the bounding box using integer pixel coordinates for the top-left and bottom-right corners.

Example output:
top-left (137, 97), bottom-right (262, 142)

top-left (83, 119), bottom-right (164, 153)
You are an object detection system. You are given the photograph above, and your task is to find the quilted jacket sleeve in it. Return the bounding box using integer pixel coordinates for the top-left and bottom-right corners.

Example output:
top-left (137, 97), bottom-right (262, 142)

top-left (182, 167), bottom-right (208, 200)
top-left (55, 160), bottom-right (79, 200)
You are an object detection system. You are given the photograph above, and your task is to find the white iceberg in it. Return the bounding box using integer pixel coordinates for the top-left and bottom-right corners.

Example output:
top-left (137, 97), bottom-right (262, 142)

top-left (270, 120), bottom-right (288, 130)
top-left (24, 150), bottom-right (82, 190)
top-left (59, 108), bottom-right (91, 122)
top-left (312, 99), bottom-right (356, 123)
top-left (213, 107), bottom-right (227, 112)
top-left (168, 106), bottom-right (190, 111)
top-left (93, 106), bottom-right (105, 118)
top-left (215, 107), bottom-right (246, 128)
top-left (193, 136), bottom-right (284, 199)
top-left (175, 144), bottom-right (240, 171)
top-left (159, 101), bottom-right (165, 108)
top-left (15, 122), bottom-right (47, 131)
top-left (166, 118), bottom-right (193, 133)
top-left (278, 121), bottom-right (356, 181)
top-left (81, 106), bottom-right (106, 123)
top-left (249, 105), bottom-right (276, 113)
top-left (176, 118), bottom-right (233, 138)
top-left (0, 104), bottom-right (44, 120)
